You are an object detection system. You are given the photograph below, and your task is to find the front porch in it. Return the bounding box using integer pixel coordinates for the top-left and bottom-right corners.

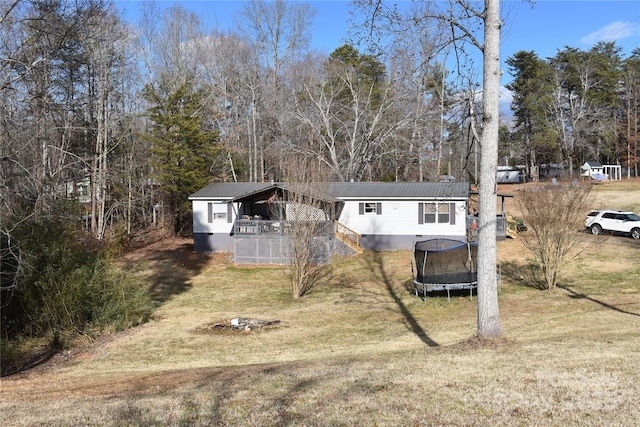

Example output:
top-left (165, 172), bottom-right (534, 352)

top-left (232, 219), bottom-right (359, 265)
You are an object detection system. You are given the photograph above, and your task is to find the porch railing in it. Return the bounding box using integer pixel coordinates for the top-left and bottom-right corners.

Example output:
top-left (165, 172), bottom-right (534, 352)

top-left (334, 220), bottom-right (361, 250)
top-left (234, 219), bottom-right (334, 236)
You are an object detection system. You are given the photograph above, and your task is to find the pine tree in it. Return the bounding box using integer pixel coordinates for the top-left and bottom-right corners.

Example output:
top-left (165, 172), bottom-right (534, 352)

top-left (506, 51), bottom-right (556, 169)
top-left (143, 78), bottom-right (219, 233)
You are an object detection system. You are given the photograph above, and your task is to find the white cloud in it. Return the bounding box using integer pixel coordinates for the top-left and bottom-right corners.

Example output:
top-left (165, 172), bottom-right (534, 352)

top-left (580, 21), bottom-right (640, 44)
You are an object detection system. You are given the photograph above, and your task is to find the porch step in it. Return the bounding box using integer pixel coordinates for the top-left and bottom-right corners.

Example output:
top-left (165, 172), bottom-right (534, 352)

top-left (332, 236), bottom-right (359, 256)
top-left (333, 220), bottom-right (363, 255)
top-left (335, 231), bottom-right (363, 254)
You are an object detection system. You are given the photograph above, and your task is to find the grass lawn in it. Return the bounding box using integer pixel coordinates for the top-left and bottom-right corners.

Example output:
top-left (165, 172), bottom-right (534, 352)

top-left (2, 180), bottom-right (640, 426)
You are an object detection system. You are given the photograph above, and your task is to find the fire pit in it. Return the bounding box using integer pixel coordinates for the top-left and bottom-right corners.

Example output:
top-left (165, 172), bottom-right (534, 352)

top-left (196, 317), bottom-right (281, 334)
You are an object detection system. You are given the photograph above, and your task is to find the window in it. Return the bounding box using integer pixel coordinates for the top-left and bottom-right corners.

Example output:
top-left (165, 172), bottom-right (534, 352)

top-left (359, 202), bottom-right (382, 215)
top-left (208, 202), bottom-right (233, 223)
top-left (419, 202), bottom-right (456, 225)
top-left (423, 203), bottom-right (436, 223)
top-left (438, 203), bottom-right (450, 223)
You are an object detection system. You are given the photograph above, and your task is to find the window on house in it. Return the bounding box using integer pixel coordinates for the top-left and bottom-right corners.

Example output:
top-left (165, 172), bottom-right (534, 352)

top-left (359, 202), bottom-right (382, 215)
top-left (438, 203), bottom-right (450, 223)
top-left (208, 202), bottom-right (233, 223)
top-left (423, 203), bottom-right (436, 223)
top-left (419, 202), bottom-right (455, 225)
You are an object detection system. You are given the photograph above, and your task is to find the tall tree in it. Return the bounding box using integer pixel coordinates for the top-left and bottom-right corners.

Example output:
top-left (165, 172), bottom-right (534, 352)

top-left (291, 45), bottom-right (401, 181)
top-left (475, 0), bottom-right (502, 337)
top-left (236, 0), bottom-right (315, 181)
top-left (191, 31), bottom-right (262, 182)
top-left (588, 42), bottom-right (623, 162)
top-left (619, 49), bottom-right (640, 178)
top-left (547, 44), bottom-right (623, 175)
top-left (354, 0), bottom-right (503, 338)
top-left (506, 50), bottom-right (555, 172)
top-left (143, 79), bottom-right (220, 234)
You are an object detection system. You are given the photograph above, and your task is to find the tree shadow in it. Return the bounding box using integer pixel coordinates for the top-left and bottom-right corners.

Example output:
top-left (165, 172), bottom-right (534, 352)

top-left (122, 238), bottom-right (216, 304)
top-left (557, 284), bottom-right (640, 316)
top-left (500, 260), bottom-right (547, 290)
top-left (1, 346), bottom-right (57, 376)
top-left (361, 251), bottom-right (439, 348)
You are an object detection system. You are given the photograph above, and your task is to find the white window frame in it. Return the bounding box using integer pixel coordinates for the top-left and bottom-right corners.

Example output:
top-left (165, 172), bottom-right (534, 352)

top-left (420, 202), bottom-right (454, 225)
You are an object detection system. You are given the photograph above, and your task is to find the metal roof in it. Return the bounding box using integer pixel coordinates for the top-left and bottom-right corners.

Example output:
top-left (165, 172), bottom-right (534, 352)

top-left (189, 182), bottom-right (274, 200)
top-left (189, 181), bottom-right (470, 200)
top-left (326, 182), bottom-right (469, 199)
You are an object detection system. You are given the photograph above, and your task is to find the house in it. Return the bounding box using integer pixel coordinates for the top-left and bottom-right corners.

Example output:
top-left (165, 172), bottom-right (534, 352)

top-left (580, 161), bottom-right (622, 181)
top-left (581, 161), bottom-right (607, 180)
top-left (189, 181), bottom-right (471, 264)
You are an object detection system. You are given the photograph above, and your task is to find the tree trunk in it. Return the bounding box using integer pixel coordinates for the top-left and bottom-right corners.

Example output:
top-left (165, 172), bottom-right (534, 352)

top-left (476, 0), bottom-right (502, 338)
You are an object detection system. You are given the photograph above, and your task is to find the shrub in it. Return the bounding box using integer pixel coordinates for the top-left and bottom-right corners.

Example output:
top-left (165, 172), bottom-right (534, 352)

top-left (1, 218), bottom-right (153, 374)
top-left (516, 182), bottom-right (593, 290)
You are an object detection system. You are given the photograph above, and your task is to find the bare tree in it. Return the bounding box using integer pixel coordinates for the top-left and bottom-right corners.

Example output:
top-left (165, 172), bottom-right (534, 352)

top-left (354, 0), bottom-right (503, 337)
top-left (281, 160), bottom-right (333, 299)
top-left (84, 4), bottom-right (129, 239)
top-left (620, 52), bottom-right (640, 178)
top-left (290, 46), bottom-right (405, 181)
top-left (516, 183), bottom-right (593, 290)
top-left (192, 31), bottom-right (263, 182)
top-left (475, 0), bottom-right (503, 338)
top-left (236, 0), bottom-right (315, 181)
top-left (548, 54), bottom-right (595, 178)
top-left (137, 3), bottom-right (205, 86)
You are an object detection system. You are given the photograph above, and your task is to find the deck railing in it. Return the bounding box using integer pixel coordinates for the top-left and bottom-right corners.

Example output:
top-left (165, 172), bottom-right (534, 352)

top-left (234, 219), bottom-right (334, 236)
top-left (334, 220), bottom-right (361, 249)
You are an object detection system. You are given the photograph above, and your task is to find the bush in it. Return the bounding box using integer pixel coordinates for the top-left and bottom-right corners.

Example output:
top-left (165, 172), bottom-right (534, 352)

top-left (516, 182), bottom-right (593, 290)
top-left (1, 218), bottom-right (153, 374)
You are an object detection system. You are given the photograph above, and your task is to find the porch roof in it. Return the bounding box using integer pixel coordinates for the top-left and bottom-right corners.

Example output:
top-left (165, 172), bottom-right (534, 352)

top-left (230, 183), bottom-right (342, 204)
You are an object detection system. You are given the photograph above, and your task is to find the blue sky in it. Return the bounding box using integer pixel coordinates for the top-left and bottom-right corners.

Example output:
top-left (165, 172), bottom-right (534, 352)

top-left (116, 0), bottom-right (640, 84)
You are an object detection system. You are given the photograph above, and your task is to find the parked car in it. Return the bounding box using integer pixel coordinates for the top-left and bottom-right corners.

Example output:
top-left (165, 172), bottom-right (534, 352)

top-left (584, 209), bottom-right (640, 239)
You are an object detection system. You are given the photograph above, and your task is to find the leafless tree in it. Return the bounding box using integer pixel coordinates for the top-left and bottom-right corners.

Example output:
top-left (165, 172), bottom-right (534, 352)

top-left (620, 55), bottom-right (640, 178)
top-left (137, 3), bottom-right (204, 86)
top-left (354, 0), bottom-right (503, 337)
top-left (236, 0), bottom-right (316, 181)
top-left (290, 50), bottom-right (406, 181)
top-left (281, 160), bottom-right (333, 299)
top-left (516, 182), bottom-right (593, 290)
top-left (191, 31), bottom-right (263, 182)
top-left (548, 62), bottom-right (595, 178)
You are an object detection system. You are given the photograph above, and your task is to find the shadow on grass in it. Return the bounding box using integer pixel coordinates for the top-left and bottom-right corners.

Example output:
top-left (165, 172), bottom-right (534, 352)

top-left (109, 363), bottom-right (322, 426)
top-left (362, 251), bottom-right (439, 348)
top-left (124, 239), bottom-right (214, 304)
top-left (500, 260), bottom-right (547, 290)
top-left (558, 284), bottom-right (640, 316)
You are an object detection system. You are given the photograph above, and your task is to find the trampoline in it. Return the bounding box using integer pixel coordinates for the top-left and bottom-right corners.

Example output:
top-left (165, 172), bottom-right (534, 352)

top-left (412, 239), bottom-right (478, 300)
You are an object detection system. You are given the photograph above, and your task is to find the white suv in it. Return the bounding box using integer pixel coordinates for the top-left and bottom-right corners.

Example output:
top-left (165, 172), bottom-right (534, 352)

top-left (584, 209), bottom-right (640, 239)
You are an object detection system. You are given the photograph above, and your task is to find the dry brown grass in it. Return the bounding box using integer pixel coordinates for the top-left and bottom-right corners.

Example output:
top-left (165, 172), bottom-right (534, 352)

top-left (2, 180), bottom-right (640, 426)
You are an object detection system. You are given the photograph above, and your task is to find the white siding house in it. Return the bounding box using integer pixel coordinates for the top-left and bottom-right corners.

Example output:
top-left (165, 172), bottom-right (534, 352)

top-left (326, 182), bottom-right (469, 250)
top-left (189, 182), bottom-right (470, 261)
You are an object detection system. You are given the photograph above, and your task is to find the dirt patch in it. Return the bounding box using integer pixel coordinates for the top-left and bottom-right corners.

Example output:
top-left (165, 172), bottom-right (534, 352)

top-left (194, 317), bottom-right (282, 335)
top-left (444, 335), bottom-right (516, 352)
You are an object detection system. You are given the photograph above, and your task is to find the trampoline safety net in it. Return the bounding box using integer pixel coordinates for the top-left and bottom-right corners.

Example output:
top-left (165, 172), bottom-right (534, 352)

top-left (413, 239), bottom-right (478, 299)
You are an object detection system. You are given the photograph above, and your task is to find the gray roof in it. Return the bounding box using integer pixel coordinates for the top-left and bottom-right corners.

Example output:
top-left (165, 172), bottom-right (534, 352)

top-left (327, 182), bottom-right (469, 199)
top-left (189, 182), bottom-right (274, 200)
top-left (189, 181), bottom-right (469, 201)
